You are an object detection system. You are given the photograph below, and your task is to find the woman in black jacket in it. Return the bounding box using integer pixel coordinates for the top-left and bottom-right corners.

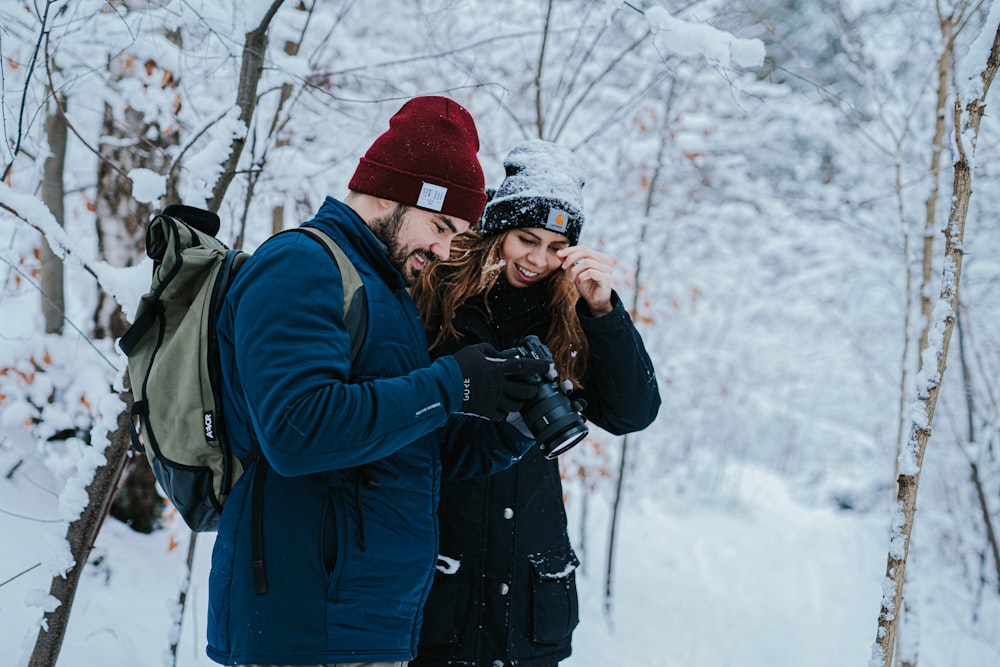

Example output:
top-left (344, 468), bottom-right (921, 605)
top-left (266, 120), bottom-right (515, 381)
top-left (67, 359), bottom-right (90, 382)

top-left (410, 139), bottom-right (661, 667)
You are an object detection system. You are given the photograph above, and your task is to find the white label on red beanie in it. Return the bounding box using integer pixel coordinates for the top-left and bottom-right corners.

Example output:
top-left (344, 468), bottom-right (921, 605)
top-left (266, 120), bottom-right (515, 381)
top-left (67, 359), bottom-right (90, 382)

top-left (545, 207), bottom-right (570, 235)
top-left (417, 182), bottom-right (448, 211)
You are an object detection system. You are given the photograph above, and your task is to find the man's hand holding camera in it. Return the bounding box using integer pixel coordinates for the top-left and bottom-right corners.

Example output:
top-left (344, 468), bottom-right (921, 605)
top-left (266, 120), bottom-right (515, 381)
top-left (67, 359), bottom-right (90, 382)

top-left (452, 343), bottom-right (548, 421)
top-left (453, 337), bottom-right (589, 457)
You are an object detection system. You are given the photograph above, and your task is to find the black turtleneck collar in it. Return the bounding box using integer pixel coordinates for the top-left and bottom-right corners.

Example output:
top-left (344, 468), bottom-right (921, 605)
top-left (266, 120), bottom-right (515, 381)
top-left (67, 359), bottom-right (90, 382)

top-left (483, 274), bottom-right (551, 349)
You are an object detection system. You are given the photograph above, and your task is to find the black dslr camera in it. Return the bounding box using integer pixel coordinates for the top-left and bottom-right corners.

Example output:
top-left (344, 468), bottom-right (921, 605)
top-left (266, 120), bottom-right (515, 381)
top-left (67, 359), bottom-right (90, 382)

top-left (499, 335), bottom-right (589, 459)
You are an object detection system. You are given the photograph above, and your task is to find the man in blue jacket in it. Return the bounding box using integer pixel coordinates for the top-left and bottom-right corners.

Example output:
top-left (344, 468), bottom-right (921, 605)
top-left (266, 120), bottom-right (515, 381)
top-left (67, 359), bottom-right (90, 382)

top-left (208, 96), bottom-right (549, 667)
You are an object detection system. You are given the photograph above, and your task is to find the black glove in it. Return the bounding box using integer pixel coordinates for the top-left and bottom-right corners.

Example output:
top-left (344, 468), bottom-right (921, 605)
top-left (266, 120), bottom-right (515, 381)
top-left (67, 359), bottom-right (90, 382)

top-left (452, 342), bottom-right (549, 421)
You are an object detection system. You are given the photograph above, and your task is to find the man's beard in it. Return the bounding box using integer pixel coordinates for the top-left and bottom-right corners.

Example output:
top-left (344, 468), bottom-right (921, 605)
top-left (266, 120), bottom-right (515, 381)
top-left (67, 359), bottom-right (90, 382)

top-left (368, 204), bottom-right (426, 286)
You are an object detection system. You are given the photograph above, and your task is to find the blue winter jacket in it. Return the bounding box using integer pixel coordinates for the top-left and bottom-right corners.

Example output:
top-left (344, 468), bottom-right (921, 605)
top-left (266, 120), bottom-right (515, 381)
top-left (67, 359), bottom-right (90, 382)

top-left (207, 197), bottom-right (535, 665)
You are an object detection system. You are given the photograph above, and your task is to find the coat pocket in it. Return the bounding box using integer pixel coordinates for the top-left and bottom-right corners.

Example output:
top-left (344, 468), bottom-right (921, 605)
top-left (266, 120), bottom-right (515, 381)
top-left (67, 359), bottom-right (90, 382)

top-left (528, 547), bottom-right (581, 644)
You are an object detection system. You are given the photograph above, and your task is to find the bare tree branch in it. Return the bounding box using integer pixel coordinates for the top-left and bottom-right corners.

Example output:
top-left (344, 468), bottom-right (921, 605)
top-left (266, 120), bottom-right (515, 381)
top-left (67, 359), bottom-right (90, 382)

top-left (206, 0), bottom-right (287, 212)
top-left (955, 310), bottom-right (1000, 593)
top-left (552, 31), bottom-right (650, 142)
top-left (533, 0), bottom-right (554, 138)
top-left (1, 0), bottom-right (56, 183)
top-left (0, 201), bottom-right (99, 282)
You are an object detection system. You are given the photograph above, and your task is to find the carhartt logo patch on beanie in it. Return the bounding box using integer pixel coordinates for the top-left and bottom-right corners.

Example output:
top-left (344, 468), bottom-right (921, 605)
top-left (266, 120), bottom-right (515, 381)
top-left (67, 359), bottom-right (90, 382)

top-left (479, 140), bottom-right (585, 245)
top-left (349, 96), bottom-right (488, 225)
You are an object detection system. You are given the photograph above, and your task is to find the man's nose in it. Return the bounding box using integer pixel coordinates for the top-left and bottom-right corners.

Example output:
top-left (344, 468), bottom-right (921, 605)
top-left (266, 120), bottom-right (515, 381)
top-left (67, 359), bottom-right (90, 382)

top-left (431, 239), bottom-right (452, 260)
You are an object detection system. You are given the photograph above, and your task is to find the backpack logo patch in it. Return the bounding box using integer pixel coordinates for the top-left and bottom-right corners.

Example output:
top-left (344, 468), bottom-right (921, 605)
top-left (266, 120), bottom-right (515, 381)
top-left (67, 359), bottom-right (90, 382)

top-left (204, 411), bottom-right (216, 443)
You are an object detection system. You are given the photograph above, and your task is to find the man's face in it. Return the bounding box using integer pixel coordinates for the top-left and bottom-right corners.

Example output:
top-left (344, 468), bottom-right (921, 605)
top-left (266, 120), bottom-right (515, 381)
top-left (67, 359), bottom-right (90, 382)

top-left (369, 204), bottom-right (471, 286)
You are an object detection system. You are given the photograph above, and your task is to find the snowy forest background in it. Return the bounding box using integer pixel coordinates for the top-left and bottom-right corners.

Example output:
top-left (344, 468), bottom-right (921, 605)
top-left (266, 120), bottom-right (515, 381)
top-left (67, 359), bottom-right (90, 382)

top-left (2, 1), bottom-right (1000, 666)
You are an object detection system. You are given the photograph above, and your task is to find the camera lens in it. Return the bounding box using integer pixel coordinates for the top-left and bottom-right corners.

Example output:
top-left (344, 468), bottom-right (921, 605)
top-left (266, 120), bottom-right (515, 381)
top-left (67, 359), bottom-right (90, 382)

top-left (520, 382), bottom-right (589, 460)
top-left (497, 334), bottom-right (589, 459)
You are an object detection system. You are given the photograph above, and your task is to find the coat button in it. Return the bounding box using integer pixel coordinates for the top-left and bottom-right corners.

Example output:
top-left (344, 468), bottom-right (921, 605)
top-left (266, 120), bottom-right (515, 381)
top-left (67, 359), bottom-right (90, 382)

top-left (500, 583), bottom-right (510, 595)
top-left (492, 661), bottom-right (504, 667)
top-left (503, 507), bottom-right (514, 519)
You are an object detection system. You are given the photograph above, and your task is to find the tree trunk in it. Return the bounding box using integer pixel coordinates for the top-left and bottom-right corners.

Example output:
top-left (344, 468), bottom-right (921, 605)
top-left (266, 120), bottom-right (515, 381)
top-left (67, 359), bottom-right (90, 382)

top-left (92, 98), bottom-right (162, 342)
top-left (605, 86), bottom-right (672, 615)
top-left (40, 96), bottom-right (67, 334)
top-left (272, 204), bottom-right (285, 236)
top-left (28, 390), bottom-right (132, 667)
top-left (95, 80), bottom-right (176, 530)
top-left (916, 18), bottom-right (953, 362)
top-left (888, 21), bottom-right (956, 664)
top-left (108, 455), bottom-right (163, 533)
top-left (169, 532), bottom-right (199, 667)
top-left (872, 22), bottom-right (1000, 666)
top-left (895, 17), bottom-right (954, 474)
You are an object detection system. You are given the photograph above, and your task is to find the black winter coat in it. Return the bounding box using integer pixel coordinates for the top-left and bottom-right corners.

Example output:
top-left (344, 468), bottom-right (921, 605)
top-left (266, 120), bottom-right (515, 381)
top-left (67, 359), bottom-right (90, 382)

top-left (413, 278), bottom-right (661, 667)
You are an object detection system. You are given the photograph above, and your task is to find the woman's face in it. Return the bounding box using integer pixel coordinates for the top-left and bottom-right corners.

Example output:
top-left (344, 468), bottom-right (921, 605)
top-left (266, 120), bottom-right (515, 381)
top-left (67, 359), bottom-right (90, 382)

top-left (499, 227), bottom-right (571, 288)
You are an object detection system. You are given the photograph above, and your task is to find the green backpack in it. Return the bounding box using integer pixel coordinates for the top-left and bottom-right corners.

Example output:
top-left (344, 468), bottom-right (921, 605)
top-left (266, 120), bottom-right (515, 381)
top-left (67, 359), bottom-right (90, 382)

top-left (119, 204), bottom-right (366, 533)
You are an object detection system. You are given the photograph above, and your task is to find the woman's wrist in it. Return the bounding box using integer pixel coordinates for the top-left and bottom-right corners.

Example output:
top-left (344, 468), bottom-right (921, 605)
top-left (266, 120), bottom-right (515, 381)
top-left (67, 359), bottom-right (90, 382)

top-left (588, 300), bottom-right (614, 317)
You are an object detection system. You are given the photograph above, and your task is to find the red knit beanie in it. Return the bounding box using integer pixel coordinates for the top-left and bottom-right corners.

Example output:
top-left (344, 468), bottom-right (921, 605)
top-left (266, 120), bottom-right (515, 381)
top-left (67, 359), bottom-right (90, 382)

top-left (348, 96), bottom-right (488, 225)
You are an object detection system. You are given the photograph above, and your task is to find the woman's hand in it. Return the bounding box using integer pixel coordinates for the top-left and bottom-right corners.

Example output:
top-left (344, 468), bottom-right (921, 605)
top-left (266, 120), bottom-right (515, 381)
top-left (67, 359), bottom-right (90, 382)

top-left (556, 245), bottom-right (614, 316)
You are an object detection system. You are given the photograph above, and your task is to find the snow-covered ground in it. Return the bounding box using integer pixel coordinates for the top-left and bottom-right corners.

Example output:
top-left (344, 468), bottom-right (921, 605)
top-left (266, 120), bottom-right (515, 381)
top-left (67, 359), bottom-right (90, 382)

top-left (0, 445), bottom-right (897, 667)
top-left (5, 435), bottom-right (999, 666)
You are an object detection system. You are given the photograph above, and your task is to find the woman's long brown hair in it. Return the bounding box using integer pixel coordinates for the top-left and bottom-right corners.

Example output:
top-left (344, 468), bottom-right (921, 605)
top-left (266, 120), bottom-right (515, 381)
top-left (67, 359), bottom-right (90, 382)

top-left (411, 230), bottom-right (589, 387)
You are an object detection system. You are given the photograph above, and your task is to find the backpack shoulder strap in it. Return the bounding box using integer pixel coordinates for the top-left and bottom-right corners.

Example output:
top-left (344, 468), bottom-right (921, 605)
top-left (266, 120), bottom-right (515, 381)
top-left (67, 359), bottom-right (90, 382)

top-left (248, 226), bottom-right (367, 595)
top-left (291, 226), bottom-right (367, 363)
